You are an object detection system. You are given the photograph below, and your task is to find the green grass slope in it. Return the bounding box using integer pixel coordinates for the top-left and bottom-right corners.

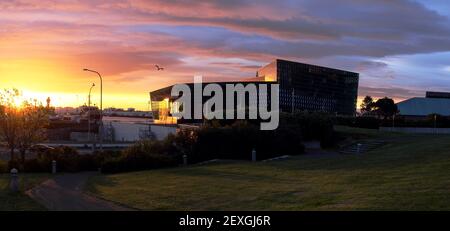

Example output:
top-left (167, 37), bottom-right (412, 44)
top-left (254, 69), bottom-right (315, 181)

top-left (87, 129), bottom-right (450, 210)
top-left (0, 174), bottom-right (48, 211)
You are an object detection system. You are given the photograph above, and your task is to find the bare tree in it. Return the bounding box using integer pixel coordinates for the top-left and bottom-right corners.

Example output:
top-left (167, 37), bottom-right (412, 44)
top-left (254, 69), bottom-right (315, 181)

top-left (17, 102), bottom-right (49, 163)
top-left (0, 89), bottom-right (22, 160)
top-left (0, 89), bottom-right (50, 163)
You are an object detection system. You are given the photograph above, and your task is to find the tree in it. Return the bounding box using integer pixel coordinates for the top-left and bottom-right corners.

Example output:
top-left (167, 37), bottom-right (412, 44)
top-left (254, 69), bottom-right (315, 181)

top-left (0, 89), bottom-right (50, 163)
top-left (17, 102), bottom-right (49, 163)
top-left (0, 89), bottom-right (21, 160)
top-left (374, 97), bottom-right (398, 120)
top-left (360, 95), bottom-right (375, 114)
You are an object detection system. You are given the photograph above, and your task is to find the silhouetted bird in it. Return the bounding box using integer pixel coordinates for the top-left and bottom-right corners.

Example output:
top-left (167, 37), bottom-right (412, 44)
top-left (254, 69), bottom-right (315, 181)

top-left (155, 65), bottom-right (164, 71)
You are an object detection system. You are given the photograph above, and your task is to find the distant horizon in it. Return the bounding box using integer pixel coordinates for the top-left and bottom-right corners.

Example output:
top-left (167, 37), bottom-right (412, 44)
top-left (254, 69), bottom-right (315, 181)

top-left (1, 64), bottom-right (435, 110)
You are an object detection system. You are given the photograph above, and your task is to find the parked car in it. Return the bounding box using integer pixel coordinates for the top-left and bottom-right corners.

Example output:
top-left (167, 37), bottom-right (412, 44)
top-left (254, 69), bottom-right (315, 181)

top-left (30, 144), bottom-right (55, 153)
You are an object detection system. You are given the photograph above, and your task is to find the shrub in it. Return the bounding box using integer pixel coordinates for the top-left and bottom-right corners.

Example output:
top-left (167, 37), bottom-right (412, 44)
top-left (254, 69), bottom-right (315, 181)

top-left (5, 143), bottom-right (179, 174)
top-left (77, 154), bottom-right (101, 172)
top-left (279, 111), bottom-right (338, 148)
top-left (22, 159), bottom-right (44, 172)
top-left (100, 141), bottom-right (178, 174)
top-left (34, 146), bottom-right (81, 172)
top-left (8, 159), bottom-right (22, 171)
top-left (0, 160), bottom-right (7, 173)
top-left (186, 121), bottom-right (305, 162)
top-left (378, 114), bottom-right (450, 128)
top-left (354, 116), bottom-right (380, 129)
top-left (335, 115), bottom-right (381, 129)
top-left (272, 126), bottom-right (305, 155)
top-left (10, 146), bottom-right (109, 173)
top-left (7, 112), bottom-right (337, 173)
top-left (280, 111), bottom-right (334, 141)
top-left (335, 116), bottom-right (354, 127)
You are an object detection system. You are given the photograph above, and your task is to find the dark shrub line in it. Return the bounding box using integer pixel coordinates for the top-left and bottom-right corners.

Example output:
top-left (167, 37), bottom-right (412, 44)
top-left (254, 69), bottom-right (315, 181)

top-left (5, 112), bottom-right (343, 174)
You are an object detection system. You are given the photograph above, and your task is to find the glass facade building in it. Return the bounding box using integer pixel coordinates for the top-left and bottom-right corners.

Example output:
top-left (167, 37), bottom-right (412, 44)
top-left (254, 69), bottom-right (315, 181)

top-left (149, 59), bottom-right (359, 122)
top-left (258, 59), bottom-right (359, 115)
top-left (150, 82), bottom-right (274, 124)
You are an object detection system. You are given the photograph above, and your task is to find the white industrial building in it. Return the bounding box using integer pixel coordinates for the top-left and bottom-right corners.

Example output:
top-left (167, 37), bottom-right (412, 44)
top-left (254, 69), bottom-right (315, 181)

top-left (397, 91), bottom-right (450, 117)
top-left (102, 117), bottom-right (177, 142)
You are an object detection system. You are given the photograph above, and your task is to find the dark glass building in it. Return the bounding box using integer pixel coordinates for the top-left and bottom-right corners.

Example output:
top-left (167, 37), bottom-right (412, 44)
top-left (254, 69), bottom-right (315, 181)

top-left (426, 91), bottom-right (450, 99)
top-left (257, 59), bottom-right (359, 115)
top-left (149, 81), bottom-right (274, 123)
top-left (149, 59), bottom-right (359, 123)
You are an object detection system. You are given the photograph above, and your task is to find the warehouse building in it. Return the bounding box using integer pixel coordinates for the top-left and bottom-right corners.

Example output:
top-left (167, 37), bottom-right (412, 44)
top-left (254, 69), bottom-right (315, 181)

top-left (397, 91), bottom-right (450, 117)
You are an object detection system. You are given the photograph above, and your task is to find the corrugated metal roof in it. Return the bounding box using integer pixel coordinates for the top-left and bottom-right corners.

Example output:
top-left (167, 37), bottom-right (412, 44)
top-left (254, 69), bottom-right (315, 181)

top-left (397, 97), bottom-right (450, 116)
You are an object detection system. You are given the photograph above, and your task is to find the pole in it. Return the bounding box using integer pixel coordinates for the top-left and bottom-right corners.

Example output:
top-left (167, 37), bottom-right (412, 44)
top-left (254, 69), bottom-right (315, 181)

top-left (183, 155), bottom-right (188, 166)
top-left (252, 148), bottom-right (256, 162)
top-left (52, 160), bottom-right (57, 174)
top-left (84, 69), bottom-right (103, 151)
top-left (88, 83), bottom-right (94, 145)
top-left (392, 114), bottom-right (395, 131)
top-left (99, 72), bottom-right (103, 151)
top-left (434, 114), bottom-right (437, 134)
top-left (88, 106), bottom-right (91, 145)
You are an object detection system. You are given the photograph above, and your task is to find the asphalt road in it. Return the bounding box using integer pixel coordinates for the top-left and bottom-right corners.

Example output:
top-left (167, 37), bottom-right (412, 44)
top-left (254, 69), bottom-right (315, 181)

top-left (26, 172), bottom-right (134, 211)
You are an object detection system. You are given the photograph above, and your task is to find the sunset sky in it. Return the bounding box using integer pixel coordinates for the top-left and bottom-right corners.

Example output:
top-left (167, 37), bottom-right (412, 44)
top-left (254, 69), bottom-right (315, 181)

top-left (1, 0), bottom-right (449, 110)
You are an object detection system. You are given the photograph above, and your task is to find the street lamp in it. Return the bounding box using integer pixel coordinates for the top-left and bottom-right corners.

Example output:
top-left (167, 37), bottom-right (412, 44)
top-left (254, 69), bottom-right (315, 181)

top-left (83, 68), bottom-right (103, 151)
top-left (392, 114), bottom-right (395, 130)
top-left (88, 83), bottom-right (95, 107)
top-left (88, 83), bottom-right (95, 145)
top-left (434, 114), bottom-right (437, 134)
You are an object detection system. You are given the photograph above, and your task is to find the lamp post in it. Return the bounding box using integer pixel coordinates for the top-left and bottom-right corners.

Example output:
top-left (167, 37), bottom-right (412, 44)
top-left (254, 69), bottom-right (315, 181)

top-left (83, 68), bottom-right (103, 151)
top-left (434, 114), bottom-right (437, 134)
top-left (88, 83), bottom-right (95, 144)
top-left (392, 114), bottom-right (395, 131)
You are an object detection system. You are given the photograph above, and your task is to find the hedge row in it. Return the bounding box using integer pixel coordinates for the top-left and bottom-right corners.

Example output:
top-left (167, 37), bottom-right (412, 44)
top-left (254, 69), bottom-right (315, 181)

top-left (0, 160), bottom-right (7, 173)
top-left (183, 122), bottom-right (305, 163)
top-left (336, 114), bottom-right (450, 129)
top-left (7, 146), bottom-right (117, 173)
top-left (3, 112), bottom-right (340, 174)
top-left (336, 116), bottom-right (380, 129)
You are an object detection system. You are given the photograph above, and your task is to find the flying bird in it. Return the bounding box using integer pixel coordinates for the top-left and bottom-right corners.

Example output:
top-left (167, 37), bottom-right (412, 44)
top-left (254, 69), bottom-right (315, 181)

top-left (155, 65), bottom-right (164, 71)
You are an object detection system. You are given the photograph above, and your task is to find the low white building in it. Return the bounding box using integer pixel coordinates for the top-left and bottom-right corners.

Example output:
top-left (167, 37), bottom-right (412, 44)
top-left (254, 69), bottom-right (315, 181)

top-left (103, 108), bottom-right (153, 118)
top-left (397, 91), bottom-right (450, 117)
top-left (102, 116), bottom-right (177, 142)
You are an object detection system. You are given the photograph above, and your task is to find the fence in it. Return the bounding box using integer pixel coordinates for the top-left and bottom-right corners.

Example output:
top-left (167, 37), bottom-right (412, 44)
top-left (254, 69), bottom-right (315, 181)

top-left (380, 127), bottom-right (450, 134)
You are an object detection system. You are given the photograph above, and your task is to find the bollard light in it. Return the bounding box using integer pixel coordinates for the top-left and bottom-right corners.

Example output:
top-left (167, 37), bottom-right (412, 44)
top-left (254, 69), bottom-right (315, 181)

top-left (183, 155), bottom-right (188, 166)
top-left (252, 148), bottom-right (257, 162)
top-left (10, 168), bottom-right (19, 192)
top-left (52, 160), bottom-right (57, 174)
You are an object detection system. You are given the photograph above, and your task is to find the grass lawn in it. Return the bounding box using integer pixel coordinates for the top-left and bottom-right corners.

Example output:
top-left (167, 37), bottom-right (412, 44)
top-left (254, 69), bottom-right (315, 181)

top-left (87, 127), bottom-right (450, 210)
top-left (0, 174), bottom-right (49, 211)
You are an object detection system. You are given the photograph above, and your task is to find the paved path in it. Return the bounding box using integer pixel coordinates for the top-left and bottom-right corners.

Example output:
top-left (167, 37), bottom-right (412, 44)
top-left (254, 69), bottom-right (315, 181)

top-left (26, 172), bottom-right (133, 211)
